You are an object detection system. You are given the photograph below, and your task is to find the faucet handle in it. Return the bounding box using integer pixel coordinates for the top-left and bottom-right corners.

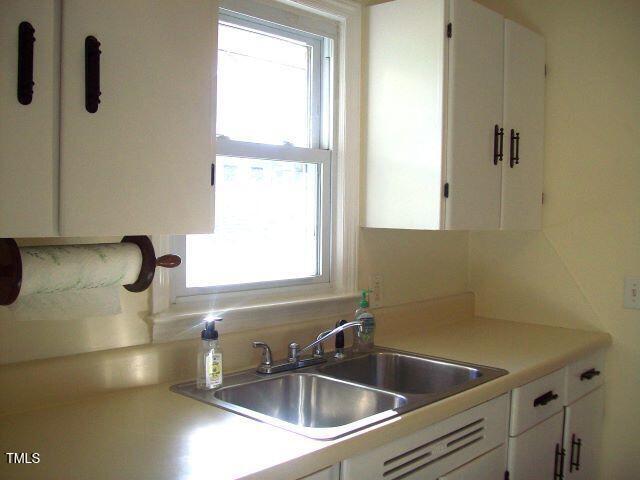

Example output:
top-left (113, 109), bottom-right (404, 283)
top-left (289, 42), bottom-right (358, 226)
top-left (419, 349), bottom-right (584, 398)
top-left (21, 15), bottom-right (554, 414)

top-left (252, 341), bottom-right (273, 366)
top-left (288, 342), bottom-right (300, 362)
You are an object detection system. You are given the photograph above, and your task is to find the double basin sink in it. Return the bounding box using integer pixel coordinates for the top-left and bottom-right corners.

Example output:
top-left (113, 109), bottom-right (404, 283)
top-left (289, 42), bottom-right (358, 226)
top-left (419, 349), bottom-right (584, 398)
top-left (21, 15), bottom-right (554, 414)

top-left (172, 347), bottom-right (507, 439)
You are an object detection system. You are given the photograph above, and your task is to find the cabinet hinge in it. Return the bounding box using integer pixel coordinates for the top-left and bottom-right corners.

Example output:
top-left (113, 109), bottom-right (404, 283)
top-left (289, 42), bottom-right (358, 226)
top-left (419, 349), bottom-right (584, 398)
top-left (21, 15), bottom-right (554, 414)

top-left (444, 182), bottom-right (449, 198)
top-left (545, 64), bottom-right (548, 77)
top-left (211, 163), bottom-right (216, 186)
top-left (542, 192), bottom-right (545, 204)
top-left (447, 23), bottom-right (452, 38)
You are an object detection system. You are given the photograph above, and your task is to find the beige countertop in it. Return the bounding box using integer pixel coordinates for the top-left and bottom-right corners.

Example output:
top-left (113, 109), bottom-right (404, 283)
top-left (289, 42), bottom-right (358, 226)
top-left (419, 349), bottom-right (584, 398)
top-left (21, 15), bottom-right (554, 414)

top-left (0, 317), bottom-right (610, 480)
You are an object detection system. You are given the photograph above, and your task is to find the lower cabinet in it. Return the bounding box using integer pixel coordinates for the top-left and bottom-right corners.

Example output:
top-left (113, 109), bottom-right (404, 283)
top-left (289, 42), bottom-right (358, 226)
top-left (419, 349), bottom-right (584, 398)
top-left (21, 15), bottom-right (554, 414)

top-left (507, 351), bottom-right (606, 480)
top-left (562, 387), bottom-right (604, 479)
top-left (507, 411), bottom-right (564, 480)
top-left (321, 351), bottom-right (605, 480)
top-left (341, 394), bottom-right (509, 480)
top-left (439, 444), bottom-right (507, 480)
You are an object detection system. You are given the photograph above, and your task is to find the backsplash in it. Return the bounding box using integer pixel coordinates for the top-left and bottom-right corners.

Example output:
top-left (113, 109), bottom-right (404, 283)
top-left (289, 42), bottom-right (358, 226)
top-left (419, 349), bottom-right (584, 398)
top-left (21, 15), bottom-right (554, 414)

top-left (0, 231), bottom-right (469, 365)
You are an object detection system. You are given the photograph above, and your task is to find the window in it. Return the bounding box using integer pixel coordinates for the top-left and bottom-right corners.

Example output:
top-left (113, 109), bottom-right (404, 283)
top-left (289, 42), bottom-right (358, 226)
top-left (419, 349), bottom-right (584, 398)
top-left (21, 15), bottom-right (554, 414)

top-left (172, 1), bottom-right (336, 300)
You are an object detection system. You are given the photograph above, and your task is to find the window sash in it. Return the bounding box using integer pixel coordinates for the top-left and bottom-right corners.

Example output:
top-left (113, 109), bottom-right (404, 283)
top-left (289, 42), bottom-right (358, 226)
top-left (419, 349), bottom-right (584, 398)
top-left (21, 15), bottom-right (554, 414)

top-left (172, 2), bottom-right (335, 302)
top-left (172, 138), bottom-right (332, 300)
top-left (218, 9), bottom-right (325, 148)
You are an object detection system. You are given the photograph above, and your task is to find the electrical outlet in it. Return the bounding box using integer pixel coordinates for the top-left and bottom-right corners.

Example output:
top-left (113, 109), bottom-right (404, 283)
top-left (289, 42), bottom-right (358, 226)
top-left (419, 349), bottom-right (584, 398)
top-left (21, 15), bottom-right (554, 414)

top-left (369, 274), bottom-right (383, 308)
top-left (624, 276), bottom-right (640, 309)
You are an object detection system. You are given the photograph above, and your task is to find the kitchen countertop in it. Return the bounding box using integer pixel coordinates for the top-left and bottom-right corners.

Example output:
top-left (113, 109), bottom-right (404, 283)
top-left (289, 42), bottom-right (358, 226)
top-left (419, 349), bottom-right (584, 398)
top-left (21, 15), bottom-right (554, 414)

top-left (0, 317), bottom-right (611, 480)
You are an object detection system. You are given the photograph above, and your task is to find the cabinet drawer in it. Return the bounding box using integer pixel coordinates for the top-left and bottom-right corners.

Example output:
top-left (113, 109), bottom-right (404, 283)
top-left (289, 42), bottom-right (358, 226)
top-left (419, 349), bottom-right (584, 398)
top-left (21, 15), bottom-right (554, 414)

top-left (510, 369), bottom-right (565, 436)
top-left (565, 350), bottom-right (605, 405)
top-left (342, 394), bottom-right (509, 480)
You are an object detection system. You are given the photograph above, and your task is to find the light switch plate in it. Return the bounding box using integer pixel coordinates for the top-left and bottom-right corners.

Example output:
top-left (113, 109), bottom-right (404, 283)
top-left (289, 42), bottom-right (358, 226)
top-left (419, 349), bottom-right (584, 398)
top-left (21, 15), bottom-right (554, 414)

top-left (624, 276), bottom-right (640, 309)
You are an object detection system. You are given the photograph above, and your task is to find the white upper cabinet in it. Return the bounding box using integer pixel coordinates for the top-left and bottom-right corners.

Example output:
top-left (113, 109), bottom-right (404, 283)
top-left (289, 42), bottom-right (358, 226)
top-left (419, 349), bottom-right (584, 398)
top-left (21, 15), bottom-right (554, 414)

top-left (501, 20), bottom-right (545, 230)
top-left (364, 0), bottom-right (544, 231)
top-left (0, 1), bottom-right (60, 237)
top-left (59, 0), bottom-right (216, 236)
top-left (365, 0), bottom-right (446, 230)
top-left (446, 0), bottom-right (503, 230)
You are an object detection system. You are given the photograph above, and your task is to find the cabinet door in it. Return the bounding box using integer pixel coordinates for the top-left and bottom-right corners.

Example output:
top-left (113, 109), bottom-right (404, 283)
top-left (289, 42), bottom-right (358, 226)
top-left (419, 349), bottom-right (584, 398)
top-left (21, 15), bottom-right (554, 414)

top-left (508, 411), bottom-right (564, 480)
top-left (439, 444), bottom-right (506, 480)
top-left (60, 0), bottom-right (216, 236)
top-left (446, 0), bottom-right (503, 230)
top-left (0, 0), bottom-right (59, 237)
top-left (563, 387), bottom-right (604, 479)
top-left (500, 20), bottom-right (545, 230)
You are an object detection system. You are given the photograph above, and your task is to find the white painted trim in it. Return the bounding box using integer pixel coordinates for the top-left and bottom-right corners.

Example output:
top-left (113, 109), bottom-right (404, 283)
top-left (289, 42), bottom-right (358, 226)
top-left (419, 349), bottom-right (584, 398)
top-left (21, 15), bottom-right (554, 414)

top-left (150, 0), bottom-right (361, 340)
top-left (151, 292), bottom-right (360, 342)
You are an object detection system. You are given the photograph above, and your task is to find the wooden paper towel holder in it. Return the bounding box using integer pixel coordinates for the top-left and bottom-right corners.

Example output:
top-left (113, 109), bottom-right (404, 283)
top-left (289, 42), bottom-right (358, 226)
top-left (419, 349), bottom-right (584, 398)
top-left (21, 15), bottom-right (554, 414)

top-left (0, 236), bottom-right (181, 305)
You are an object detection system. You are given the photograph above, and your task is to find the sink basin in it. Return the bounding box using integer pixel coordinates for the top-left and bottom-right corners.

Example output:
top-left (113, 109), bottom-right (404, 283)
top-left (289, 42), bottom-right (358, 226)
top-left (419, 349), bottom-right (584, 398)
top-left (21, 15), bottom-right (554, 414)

top-left (172, 372), bottom-right (406, 439)
top-left (171, 347), bottom-right (507, 440)
top-left (317, 351), bottom-right (484, 395)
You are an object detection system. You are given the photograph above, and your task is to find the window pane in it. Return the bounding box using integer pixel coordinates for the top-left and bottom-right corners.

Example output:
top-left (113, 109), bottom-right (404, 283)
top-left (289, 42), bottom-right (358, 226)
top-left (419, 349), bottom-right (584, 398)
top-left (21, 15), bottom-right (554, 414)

top-left (216, 22), bottom-right (312, 147)
top-left (186, 156), bottom-right (320, 288)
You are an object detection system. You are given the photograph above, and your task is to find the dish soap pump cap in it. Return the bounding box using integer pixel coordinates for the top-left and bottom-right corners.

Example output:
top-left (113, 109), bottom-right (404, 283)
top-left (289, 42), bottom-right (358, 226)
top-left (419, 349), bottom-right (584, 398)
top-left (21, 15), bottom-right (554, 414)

top-left (201, 318), bottom-right (221, 340)
top-left (359, 289), bottom-right (370, 308)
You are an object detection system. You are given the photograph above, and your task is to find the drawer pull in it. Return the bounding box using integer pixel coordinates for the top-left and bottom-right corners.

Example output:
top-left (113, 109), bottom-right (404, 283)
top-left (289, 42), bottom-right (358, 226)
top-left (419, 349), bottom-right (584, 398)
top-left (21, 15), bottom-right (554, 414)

top-left (580, 368), bottom-right (601, 381)
top-left (533, 390), bottom-right (558, 407)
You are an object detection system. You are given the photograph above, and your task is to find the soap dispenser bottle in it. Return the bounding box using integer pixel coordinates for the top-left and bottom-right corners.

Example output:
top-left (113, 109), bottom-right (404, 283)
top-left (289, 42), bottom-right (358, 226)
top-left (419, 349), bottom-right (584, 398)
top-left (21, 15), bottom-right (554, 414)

top-left (353, 290), bottom-right (375, 353)
top-left (196, 318), bottom-right (223, 390)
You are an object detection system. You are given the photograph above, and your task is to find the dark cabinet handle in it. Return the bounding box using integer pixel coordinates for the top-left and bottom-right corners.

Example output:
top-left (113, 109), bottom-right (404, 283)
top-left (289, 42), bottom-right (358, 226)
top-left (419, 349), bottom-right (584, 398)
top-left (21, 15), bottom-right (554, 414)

top-left (533, 390), bottom-right (559, 407)
top-left (509, 129), bottom-right (520, 168)
top-left (85, 36), bottom-right (102, 113)
top-left (494, 125), bottom-right (504, 165)
top-left (554, 443), bottom-right (566, 479)
top-left (580, 368), bottom-right (601, 381)
top-left (17, 22), bottom-right (36, 105)
top-left (570, 434), bottom-right (582, 472)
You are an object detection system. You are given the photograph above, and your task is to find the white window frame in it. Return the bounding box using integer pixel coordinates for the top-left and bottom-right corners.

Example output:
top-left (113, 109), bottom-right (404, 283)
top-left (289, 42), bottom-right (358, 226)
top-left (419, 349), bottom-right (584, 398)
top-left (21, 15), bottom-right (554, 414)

top-left (149, 0), bottom-right (362, 341)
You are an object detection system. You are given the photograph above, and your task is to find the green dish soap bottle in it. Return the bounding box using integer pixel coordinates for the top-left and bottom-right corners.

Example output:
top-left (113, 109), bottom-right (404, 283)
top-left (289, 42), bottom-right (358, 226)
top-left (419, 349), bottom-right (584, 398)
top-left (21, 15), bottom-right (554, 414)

top-left (353, 290), bottom-right (375, 353)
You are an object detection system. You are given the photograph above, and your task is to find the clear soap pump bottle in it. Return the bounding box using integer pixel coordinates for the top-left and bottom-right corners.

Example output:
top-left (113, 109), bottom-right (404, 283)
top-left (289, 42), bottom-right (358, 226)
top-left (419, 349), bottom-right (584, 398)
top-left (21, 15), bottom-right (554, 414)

top-left (196, 318), bottom-right (223, 390)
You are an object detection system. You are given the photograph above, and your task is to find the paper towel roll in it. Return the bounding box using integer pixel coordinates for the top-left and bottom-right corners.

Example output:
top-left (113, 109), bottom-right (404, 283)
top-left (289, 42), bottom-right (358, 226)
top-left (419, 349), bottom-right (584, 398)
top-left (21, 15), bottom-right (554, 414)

top-left (19, 243), bottom-right (143, 295)
top-left (9, 243), bottom-right (143, 320)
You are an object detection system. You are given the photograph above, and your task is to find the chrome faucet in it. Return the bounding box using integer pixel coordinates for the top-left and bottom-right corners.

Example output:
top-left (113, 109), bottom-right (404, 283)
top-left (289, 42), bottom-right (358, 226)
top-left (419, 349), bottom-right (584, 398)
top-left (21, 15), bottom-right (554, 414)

top-left (252, 320), bottom-right (367, 374)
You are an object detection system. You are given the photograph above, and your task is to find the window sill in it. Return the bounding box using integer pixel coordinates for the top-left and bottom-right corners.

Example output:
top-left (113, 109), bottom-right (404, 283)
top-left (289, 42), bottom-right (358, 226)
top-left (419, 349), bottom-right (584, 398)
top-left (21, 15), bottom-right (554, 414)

top-left (148, 291), bottom-right (360, 342)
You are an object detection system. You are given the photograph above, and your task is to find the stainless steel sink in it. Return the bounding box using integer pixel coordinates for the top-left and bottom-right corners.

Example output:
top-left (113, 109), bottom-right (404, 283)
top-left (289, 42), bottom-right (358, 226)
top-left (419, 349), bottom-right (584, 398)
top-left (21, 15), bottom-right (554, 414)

top-left (171, 347), bottom-right (507, 440)
top-left (317, 351), bottom-right (485, 395)
top-left (172, 372), bottom-right (405, 439)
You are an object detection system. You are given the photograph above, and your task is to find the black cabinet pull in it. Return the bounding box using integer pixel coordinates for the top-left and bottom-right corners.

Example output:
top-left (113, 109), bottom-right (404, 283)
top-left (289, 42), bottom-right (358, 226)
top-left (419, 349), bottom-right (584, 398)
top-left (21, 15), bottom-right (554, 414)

top-left (533, 390), bottom-right (559, 407)
top-left (554, 443), bottom-right (566, 479)
top-left (494, 125), bottom-right (504, 165)
top-left (85, 36), bottom-right (102, 113)
top-left (580, 368), bottom-right (601, 381)
top-left (509, 129), bottom-right (520, 168)
top-left (570, 434), bottom-right (582, 472)
top-left (17, 22), bottom-right (36, 105)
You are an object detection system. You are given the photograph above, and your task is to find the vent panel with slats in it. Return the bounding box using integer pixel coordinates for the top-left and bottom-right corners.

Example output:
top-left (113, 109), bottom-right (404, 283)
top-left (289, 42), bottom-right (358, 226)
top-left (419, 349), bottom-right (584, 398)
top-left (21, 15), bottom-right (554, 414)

top-left (341, 394), bottom-right (509, 480)
top-left (383, 418), bottom-right (486, 479)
